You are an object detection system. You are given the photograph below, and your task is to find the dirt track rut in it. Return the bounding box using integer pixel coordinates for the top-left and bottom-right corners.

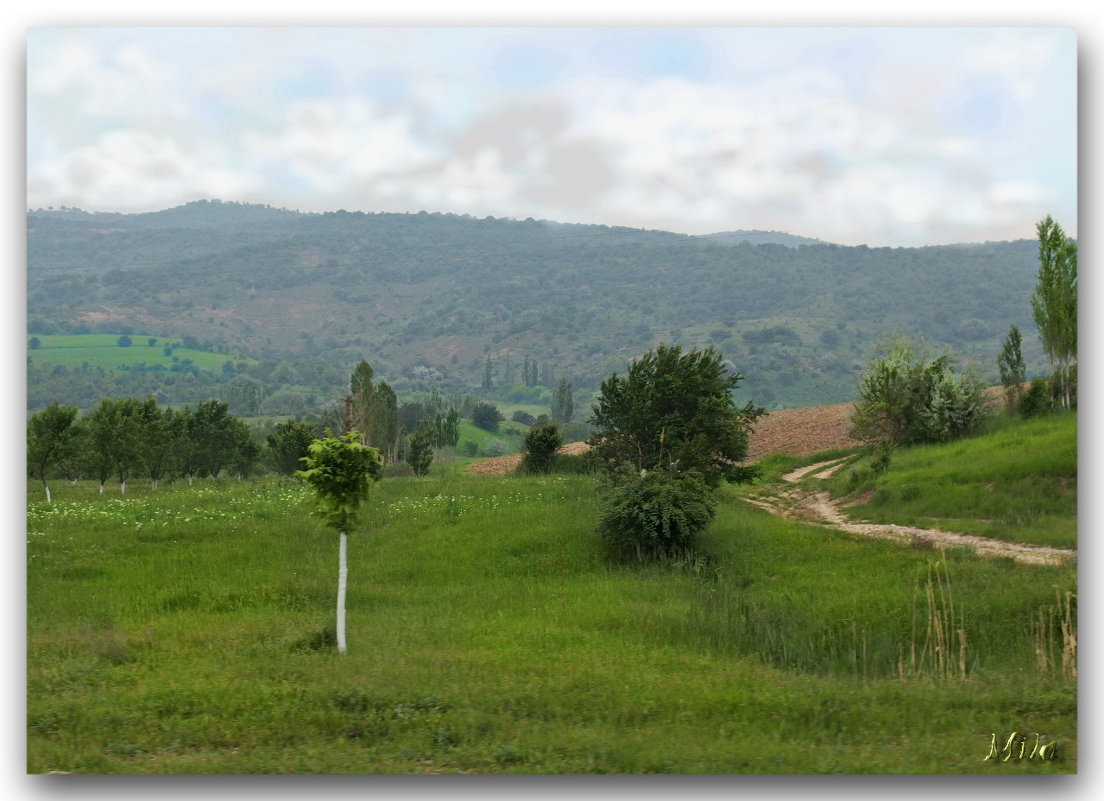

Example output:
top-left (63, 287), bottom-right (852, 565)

top-left (746, 459), bottom-right (1075, 567)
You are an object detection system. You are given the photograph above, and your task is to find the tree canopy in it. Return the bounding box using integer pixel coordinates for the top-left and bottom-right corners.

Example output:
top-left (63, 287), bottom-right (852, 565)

top-left (587, 343), bottom-right (764, 487)
top-left (849, 335), bottom-right (986, 447)
top-left (1031, 215), bottom-right (1077, 409)
top-left (295, 431), bottom-right (383, 532)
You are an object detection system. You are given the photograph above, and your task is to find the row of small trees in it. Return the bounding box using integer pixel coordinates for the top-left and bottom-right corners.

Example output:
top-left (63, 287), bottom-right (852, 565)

top-left (27, 398), bottom-right (261, 502)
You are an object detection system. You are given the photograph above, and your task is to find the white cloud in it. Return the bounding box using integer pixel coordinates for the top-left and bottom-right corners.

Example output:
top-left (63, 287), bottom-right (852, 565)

top-left (28, 129), bottom-right (251, 211)
top-left (238, 98), bottom-right (438, 195)
top-left (25, 27), bottom-right (1076, 245)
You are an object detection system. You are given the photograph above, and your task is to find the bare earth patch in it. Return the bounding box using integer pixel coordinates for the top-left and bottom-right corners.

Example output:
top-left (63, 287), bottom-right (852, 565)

top-left (467, 401), bottom-right (862, 477)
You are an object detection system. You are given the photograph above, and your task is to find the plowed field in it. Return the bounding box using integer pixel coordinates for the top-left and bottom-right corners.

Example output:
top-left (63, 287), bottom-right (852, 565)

top-left (466, 401), bottom-right (861, 476)
top-left (466, 389), bottom-right (1006, 476)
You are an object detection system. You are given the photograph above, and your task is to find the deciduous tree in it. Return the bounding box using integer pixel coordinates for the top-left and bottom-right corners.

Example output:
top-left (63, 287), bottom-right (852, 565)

top-left (296, 431), bottom-right (383, 654)
top-left (997, 325), bottom-right (1026, 414)
top-left (27, 401), bottom-right (78, 502)
top-left (588, 343), bottom-right (764, 487)
top-left (267, 420), bottom-right (317, 475)
top-left (85, 397), bottom-right (145, 494)
top-left (472, 401), bottom-right (504, 433)
top-left (849, 335), bottom-right (985, 447)
top-left (406, 422), bottom-right (436, 476)
top-left (1031, 216), bottom-right (1077, 410)
top-left (520, 420), bottom-right (563, 474)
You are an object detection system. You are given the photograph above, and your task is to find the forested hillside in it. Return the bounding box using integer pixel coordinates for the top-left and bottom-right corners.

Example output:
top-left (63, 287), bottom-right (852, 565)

top-left (27, 200), bottom-right (1047, 414)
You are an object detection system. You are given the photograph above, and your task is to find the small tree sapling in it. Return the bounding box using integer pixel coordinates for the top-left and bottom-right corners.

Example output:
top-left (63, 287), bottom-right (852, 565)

top-left (295, 431), bottom-right (383, 654)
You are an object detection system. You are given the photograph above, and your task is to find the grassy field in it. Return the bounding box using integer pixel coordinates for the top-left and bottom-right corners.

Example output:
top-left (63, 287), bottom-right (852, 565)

top-left (816, 412), bottom-right (1077, 549)
top-left (26, 334), bottom-right (250, 372)
top-left (454, 419), bottom-right (526, 458)
top-left (27, 462), bottom-right (1076, 773)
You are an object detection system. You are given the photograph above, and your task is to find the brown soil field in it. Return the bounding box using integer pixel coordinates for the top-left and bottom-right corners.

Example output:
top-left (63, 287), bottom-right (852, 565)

top-left (465, 388), bottom-right (1007, 477)
top-left (466, 402), bottom-right (861, 476)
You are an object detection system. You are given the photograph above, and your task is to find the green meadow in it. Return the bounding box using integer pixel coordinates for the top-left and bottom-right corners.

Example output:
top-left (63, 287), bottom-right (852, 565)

top-left (27, 439), bottom-right (1076, 773)
top-left (26, 334), bottom-right (248, 372)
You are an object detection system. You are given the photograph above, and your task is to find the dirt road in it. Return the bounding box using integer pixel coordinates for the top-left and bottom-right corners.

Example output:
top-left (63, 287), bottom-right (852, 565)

top-left (745, 458), bottom-right (1075, 567)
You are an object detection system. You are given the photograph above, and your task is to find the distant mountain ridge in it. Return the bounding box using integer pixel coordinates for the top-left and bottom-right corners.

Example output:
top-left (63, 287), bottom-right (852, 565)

top-left (698, 230), bottom-right (831, 248)
top-left (27, 200), bottom-right (1046, 415)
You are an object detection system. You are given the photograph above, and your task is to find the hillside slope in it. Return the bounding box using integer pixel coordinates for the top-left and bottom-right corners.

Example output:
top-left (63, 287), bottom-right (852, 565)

top-left (28, 201), bottom-right (1048, 412)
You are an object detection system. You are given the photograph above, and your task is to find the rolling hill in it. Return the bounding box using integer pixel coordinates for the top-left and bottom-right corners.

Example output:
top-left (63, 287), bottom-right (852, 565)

top-left (27, 201), bottom-right (1049, 415)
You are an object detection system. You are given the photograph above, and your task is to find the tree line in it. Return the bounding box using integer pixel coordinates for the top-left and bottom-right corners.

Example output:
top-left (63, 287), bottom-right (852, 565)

top-left (27, 354), bottom-right (570, 498)
top-left (27, 398), bottom-right (263, 502)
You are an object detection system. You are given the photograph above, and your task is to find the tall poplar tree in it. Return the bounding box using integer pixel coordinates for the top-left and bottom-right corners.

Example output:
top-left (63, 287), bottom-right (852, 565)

top-left (349, 360), bottom-right (400, 463)
top-left (1031, 216), bottom-right (1077, 410)
top-left (997, 325), bottom-right (1026, 414)
top-left (551, 377), bottom-right (575, 424)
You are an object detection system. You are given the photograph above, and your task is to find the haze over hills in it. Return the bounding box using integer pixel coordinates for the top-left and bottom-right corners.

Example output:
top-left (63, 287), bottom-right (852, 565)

top-left (697, 230), bottom-right (831, 248)
top-left (27, 200), bottom-right (1048, 416)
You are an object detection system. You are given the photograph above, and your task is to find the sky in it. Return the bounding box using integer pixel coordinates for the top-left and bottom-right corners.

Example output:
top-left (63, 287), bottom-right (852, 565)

top-left (26, 24), bottom-right (1077, 247)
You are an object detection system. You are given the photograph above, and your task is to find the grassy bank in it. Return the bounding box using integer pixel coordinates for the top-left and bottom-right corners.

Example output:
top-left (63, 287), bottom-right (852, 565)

top-left (819, 412), bottom-right (1077, 549)
top-left (27, 470), bottom-right (1075, 774)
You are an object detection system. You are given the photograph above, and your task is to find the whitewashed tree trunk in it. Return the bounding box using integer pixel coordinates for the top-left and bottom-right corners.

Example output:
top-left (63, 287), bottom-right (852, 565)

top-left (98, 482), bottom-right (105, 495)
top-left (337, 531), bottom-right (348, 654)
top-left (120, 479), bottom-right (127, 495)
top-left (43, 483), bottom-right (51, 504)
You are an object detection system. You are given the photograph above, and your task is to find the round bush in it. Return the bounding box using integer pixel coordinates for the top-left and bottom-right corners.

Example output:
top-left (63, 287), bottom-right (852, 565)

top-left (598, 470), bottom-right (716, 557)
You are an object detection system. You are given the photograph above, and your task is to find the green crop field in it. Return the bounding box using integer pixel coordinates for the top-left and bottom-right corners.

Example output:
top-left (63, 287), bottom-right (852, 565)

top-left (27, 457), bottom-right (1076, 773)
top-left (26, 334), bottom-right (251, 373)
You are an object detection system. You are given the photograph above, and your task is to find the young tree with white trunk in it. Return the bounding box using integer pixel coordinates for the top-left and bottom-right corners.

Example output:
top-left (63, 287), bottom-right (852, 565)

top-left (85, 397), bottom-right (144, 494)
top-left (296, 431), bottom-right (383, 654)
top-left (27, 402), bottom-right (78, 503)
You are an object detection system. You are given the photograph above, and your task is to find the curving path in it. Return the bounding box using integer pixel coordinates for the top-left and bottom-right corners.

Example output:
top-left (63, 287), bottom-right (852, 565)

top-left (745, 459), bottom-right (1075, 567)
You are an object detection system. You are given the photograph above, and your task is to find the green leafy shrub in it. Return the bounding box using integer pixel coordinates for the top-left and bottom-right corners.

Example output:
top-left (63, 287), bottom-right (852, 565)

top-left (598, 469), bottom-right (716, 558)
top-left (1019, 377), bottom-right (1052, 418)
top-left (850, 335), bottom-right (986, 447)
top-left (519, 421), bottom-right (563, 474)
top-left (471, 401), bottom-right (504, 432)
top-left (511, 409), bottom-right (536, 426)
top-left (405, 422), bottom-right (436, 476)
